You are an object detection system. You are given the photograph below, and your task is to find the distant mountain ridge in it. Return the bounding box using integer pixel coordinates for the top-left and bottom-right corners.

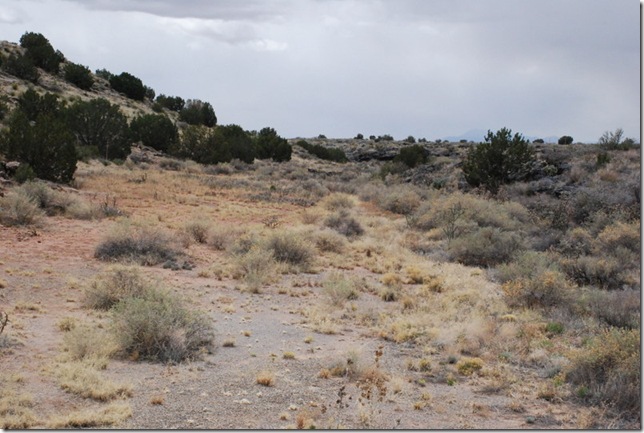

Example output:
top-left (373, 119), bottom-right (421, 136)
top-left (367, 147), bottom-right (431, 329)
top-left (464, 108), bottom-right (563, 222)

top-left (443, 129), bottom-right (560, 144)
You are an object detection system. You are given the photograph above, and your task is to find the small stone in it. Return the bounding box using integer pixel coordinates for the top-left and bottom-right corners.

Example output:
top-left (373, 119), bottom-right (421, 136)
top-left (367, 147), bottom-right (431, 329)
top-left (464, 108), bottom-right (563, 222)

top-left (239, 398), bottom-right (251, 405)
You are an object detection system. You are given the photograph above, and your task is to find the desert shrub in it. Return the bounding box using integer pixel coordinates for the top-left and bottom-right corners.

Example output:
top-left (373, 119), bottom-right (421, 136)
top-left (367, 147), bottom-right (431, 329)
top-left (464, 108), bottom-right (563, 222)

top-left (19, 31), bottom-right (64, 73)
top-left (394, 144), bottom-right (427, 168)
top-left (324, 210), bottom-right (365, 237)
top-left (462, 128), bottom-right (535, 193)
top-left (556, 227), bottom-right (594, 257)
top-left (322, 193), bottom-right (354, 211)
top-left (207, 226), bottom-right (238, 251)
top-left (264, 231), bottom-right (315, 270)
top-left (378, 161), bottom-right (408, 179)
top-left (598, 128), bottom-right (638, 150)
top-left (64, 98), bottom-right (131, 160)
top-left (228, 232), bottom-right (259, 256)
top-left (109, 72), bottom-right (145, 101)
top-left (378, 187), bottom-right (421, 215)
top-left (12, 181), bottom-right (95, 219)
top-left (502, 269), bottom-right (572, 309)
top-left (94, 224), bottom-right (178, 266)
top-left (412, 192), bottom-right (531, 234)
top-left (183, 220), bottom-right (211, 244)
top-left (559, 255), bottom-right (626, 290)
top-left (558, 135), bottom-right (574, 145)
top-left (0, 190), bottom-right (44, 227)
top-left (179, 99), bottom-right (217, 127)
top-left (129, 114), bottom-right (178, 153)
top-left (110, 287), bottom-right (214, 362)
top-left (234, 247), bottom-right (277, 292)
top-left (323, 273), bottom-right (359, 306)
top-left (497, 250), bottom-right (560, 283)
top-left (63, 62), bottom-right (94, 90)
top-left (578, 288), bottom-right (640, 329)
top-left (596, 221), bottom-right (640, 254)
top-left (566, 328), bottom-right (639, 416)
top-left (314, 229), bottom-right (347, 253)
top-left (447, 227), bottom-right (524, 267)
top-left (1, 52), bottom-right (39, 82)
top-left (83, 266), bottom-right (149, 310)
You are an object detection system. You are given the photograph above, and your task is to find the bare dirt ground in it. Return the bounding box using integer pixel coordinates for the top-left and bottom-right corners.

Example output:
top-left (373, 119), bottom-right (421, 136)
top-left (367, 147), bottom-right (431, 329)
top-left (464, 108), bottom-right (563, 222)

top-left (0, 158), bottom-right (603, 429)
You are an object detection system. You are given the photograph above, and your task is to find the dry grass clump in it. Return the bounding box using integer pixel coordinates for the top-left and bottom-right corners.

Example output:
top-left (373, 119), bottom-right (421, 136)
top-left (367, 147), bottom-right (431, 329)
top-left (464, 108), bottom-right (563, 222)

top-left (47, 402), bottom-right (132, 428)
top-left (62, 325), bottom-right (117, 362)
top-left (12, 181), bottom-right (102, 220)
top-left (94, 222), bottom-right (178, 266)
top-left (264, 231), bottom-right (315, 271)
top-left (0, 376), bottom-right (38, 429)
top-left (313, 229), bottom-right (347, 253)
top-left (324, 210), bottom-right (365, 238)
top-left (57, 316), bottom-right (78, 332)
top-left (208, 226), bottom-right (240, 251)
top-left (56, 359), bottom-right (133, 401)
top-left (183, 219), bottom-right (212, 244)
top-left (0, 190), bottom-right (45, 227)
top-left (566, 328), bottom-right (639, 417)
top-left (83, 266), bottom-right (149, 310)
top-left (110, 287), bottom-right (214, 363)
top-left (234, 247), bottom-right (278, 292)
top-left (323, 272), bottom-right (359, 306)
top-left (456, 357), bottom-right (484, 376)
top-left (322, 192), bottom-right (355, 211)
top-left (256, 370), bottom-right (275, 387)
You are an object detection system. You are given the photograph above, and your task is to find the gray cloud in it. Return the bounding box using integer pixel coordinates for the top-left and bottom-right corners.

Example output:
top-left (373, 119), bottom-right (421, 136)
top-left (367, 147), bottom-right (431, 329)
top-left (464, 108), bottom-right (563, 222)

top-left (2, 0), bottom-right (639, 142)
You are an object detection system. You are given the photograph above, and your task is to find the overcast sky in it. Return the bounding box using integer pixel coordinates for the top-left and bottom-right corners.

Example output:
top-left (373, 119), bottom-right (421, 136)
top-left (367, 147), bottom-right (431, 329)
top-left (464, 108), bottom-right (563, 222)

top-left (0, 0), bottom-right (640, 142)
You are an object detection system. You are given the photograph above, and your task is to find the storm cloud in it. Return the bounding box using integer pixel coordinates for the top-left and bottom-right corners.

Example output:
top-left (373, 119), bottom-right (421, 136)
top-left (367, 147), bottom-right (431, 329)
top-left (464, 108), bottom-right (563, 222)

top-left (0, 0), bottom-right (639, 142)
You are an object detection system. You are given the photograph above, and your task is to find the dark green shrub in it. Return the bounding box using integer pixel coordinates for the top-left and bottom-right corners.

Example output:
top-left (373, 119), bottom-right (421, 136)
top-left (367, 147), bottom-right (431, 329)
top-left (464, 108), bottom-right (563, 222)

top-left (130, 114), bottom-right (178, 153)
top-left (18, 88), bottom-right (60, 121)
top-left (111, 287), bottom-right (214, 363)
top-left (109, 72), bottom-right (145, 101)
top-left (64, 98), bottom-right (131, 160)
top-left (462, 128), bottom-right (535, 193)
top-left (0, 111), bottom-right (77, 183)
top-left (295, 140), bottom-right (347, 163)
top-left (95, 68), bottom-right (113, 81)
top-left (533, 138), bottom-right (544, 144)
top-left (566, 328), bottom-right (639, 417)
top-left (179, 99), bottom-right (217, 127)
top-left (394, 144), bottom-right (427, 168)
top-left (355, 133), bottom-right (364, 139)
top-left (219, 124), bottom-right (255, 164)
top-left (155, 94), bottom-right (185, 112)
top-left (173, 125), bottom-right (231, 164)
top-left (13, 163), bottom-right (36, 183)
top-left (19, 31), bottom-right (64, 73)
top-left (63, 62), bottom-right (94, 90)
top-left (404, 135), bottom-right (416, 144)
top-left (255, 127), bottom-right (291, 162)
top-left (1, 53), bottom-right (39, 82)
top-left (558, 135), bottom-right (574, 145)
top-left (143, 85), bottom-right (155, 101)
